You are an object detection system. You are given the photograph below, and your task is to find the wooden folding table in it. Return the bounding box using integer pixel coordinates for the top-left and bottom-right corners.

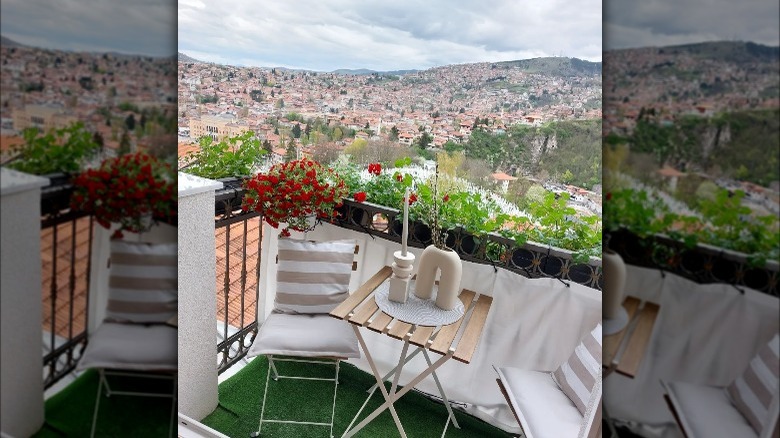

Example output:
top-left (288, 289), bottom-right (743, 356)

top-left (330, 266), bottom-right (494, 438)
top-left (603, 295), bottom-right (661, 438)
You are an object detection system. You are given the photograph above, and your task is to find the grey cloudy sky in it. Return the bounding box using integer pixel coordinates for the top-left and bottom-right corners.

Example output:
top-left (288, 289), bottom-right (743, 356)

top-left (178, 0), bottom-right (602, 71)
top-left (0, 0), bottom-right (176, 56)
top-left (605, 0), bottom-right (780, 50)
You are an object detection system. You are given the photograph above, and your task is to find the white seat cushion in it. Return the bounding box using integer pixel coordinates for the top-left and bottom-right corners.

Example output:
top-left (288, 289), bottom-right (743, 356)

top-left (248, 312), bottom-right (360, 359)
top-left (664, 380), bottom-right (758, 438)
top-left (77, 323), bottom-right (177, 372)
top-left (497, 367), bottom-right (583, 438)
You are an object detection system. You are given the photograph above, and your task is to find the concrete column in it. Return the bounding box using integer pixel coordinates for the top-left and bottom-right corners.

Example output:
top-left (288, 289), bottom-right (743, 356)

top-left (1, 168), bottom-right (48, 438)
top-left (177, 172), bottom-right (223, 420)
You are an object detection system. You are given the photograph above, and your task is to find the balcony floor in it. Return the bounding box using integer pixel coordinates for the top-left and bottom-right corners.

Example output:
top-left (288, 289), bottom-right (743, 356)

top-left (32, 369), bottom-right (175, 437)
top-left (202, 355), bottom-right (512, 438)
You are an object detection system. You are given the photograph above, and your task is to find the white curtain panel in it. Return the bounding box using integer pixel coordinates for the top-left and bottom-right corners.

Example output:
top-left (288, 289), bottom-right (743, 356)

top-left (604, 265), bottom-right (780, 438)
top-left (254, 222), bottom-right (601, 432)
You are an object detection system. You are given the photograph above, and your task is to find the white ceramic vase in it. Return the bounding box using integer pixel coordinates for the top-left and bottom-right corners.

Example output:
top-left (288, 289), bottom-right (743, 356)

top-left (414, 245), bottom-right (462, 310)
top-left (602, 249), bottom-right (628, 334)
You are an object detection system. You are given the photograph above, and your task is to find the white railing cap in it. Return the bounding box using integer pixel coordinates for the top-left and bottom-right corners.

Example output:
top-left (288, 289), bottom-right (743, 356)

top-left (0, 167), bottom-right (48, 197)
top-left (179, 172), bottom-right (224, 198)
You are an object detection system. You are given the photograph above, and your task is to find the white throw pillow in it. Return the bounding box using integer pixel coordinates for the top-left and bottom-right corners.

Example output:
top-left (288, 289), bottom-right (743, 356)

top-left (274, 239), bottom-right (355, 314)
top-left (551, 323), bottom-right (602, 415)
top-left (105, 240), bottom-right (177, 324)
top-left (726, 333), bottom-right (780, 435)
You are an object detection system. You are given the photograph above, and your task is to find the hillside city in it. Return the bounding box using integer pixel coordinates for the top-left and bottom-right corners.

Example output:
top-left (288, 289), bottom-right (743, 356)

top-left (0, 38), bottom-right (177, 159)
top-left (603, 41), bottom-right (779, 136)
top-left (603, 41), bottom-right (780, 218)
top-left (177, 56), bottom-right (601, 152)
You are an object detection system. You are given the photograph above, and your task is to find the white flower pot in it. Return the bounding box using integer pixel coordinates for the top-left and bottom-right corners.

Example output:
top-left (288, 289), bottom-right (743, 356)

top-left (414, 245), bottom-right (462, 311)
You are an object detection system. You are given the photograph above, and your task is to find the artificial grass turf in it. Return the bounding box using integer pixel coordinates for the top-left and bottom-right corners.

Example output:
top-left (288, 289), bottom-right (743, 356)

top-left (32, 369), bottom-right (175, 437)
top-left (202, 356), bottom-right (512, 438)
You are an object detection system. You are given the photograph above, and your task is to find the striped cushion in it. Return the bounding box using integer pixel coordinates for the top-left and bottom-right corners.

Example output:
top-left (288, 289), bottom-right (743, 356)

top-left (727, 333), bottom-right (780, 435)
top-left (274, 239), bottom-right (355, 314)
top-left (105, 240), bottom-right (177, 324)
top-left (552, 323), bottom-right (602, 415)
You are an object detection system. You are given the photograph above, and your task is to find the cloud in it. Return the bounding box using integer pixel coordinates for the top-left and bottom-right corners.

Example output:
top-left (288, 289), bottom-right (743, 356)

top-left (0, 0), bottom-right (176, 56)
top-left (178, 0), bottom-right (602, 71)
top-left (604, 0), bottom-right (780, 49)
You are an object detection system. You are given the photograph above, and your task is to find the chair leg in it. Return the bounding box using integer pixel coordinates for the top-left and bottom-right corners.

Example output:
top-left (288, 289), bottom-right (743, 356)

top-left (251, 357), bottom-right (274, 437)
top-left (329, 360), bottom-right (340, 438)
top-left (90, 369), bottom-right (105, 438)
top-left (268, 355), bottom-right (280, 381)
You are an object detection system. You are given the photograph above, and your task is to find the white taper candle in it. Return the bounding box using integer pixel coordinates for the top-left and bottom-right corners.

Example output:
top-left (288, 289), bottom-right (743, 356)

top-left (402, 187), bottom-right (409, 256)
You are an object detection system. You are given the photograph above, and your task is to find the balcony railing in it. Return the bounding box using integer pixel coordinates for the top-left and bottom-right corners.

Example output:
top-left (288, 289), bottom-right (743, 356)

top-left (40, 178), bottom-right (93, 389)
top-left (214, 178), bottom-right (262, 374)
top-left (607, 228), bottom-right (779, 297)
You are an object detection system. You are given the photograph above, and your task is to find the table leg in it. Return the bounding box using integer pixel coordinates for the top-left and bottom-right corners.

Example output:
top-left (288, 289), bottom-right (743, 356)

top-left (390, 337), bottom-right (411, 396)
top-left (344, 350), bottom-right (453, 438)
top-left (367, 347), bottom-right (423, 393)
top-left (422, 349), bottom-right (460, 430)
top-left (342, 325), bottom-right (407, 438)
top-left (347, 345), bottom-right (423, 434)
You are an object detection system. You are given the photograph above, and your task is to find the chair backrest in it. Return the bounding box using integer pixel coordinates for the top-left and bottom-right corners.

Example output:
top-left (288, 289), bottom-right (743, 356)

top-left (277, 241), bottom-right (359, 271)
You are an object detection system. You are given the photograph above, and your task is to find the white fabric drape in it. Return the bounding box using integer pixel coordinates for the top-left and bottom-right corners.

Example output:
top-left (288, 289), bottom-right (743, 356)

top-left (256, 222), bottom-right (601, 432)
top-left (604, 265), bottom-right (780, 438)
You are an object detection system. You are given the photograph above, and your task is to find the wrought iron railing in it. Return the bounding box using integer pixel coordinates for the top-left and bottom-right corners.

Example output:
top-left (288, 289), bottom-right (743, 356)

top-left (214, 178), bottom-right (262, 374)
top-left (333, 199), bottom-right (603, 290)
top-left (212, 179), bottom-right (604, 373)
top-left (40, 178), bottom-right (93, 389)
top-left (606, 228), bottom-right (779, 297)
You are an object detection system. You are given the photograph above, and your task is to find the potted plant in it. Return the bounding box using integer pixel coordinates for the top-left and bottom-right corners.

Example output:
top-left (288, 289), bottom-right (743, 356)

top-left (3, 122), bottom-right (102, 181)
top-left (241, 157), bottom-right (349, 237)
top-left (181, 131), bottom-right (266, 181)
top-left (70, 151), bottom-right (176, 239)
top-left (412, 165), bottom-right (463, 310)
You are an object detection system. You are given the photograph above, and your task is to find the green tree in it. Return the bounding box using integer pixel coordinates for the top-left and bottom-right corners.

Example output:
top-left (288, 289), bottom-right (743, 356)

top-left (389, 125), bottom-right (399, 141)
top-left (292, 123), bottom-right (302, 139)
top-left (118, 129), bottom-right (132, 155)
top-left (185, 131), bottom-right (266, 178)
top-left (284, 139), bottom-right (296, 162)
top-left (125, 114), bottom-right (136, 131)
top-left (561, 169), bottom-right (574, 184)
top-left (415, 132), bottom-right (433, 149)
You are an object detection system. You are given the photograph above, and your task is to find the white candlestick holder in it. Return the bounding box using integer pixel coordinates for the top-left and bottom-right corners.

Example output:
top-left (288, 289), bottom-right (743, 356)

top-left (388, 250), bottom-right (415, 303)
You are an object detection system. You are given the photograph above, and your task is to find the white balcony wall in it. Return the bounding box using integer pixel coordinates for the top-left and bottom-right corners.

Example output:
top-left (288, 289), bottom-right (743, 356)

top-left (1, 168), bottom-right (48, 438)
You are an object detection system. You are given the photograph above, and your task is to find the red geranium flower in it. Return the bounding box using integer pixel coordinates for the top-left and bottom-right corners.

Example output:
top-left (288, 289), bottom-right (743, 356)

top-left (409, 193), bottom-right (418, 204)
top-left (354, 192), bottom-right (367, 203)
top-left (368, 163), bottom-right (381, 176)
top-left (70, 151), bottom-right (176, 236)
top-left (242, 157), bottom-right (349, 236)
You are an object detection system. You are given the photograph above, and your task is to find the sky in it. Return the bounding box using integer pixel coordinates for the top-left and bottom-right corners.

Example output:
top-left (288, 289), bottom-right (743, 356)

top-left (604, 0), bottom-right (780, 50)
top-left (0, 0), bottom-right (176, 57)
top-left (178, 0), bottom-right (602, 71)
